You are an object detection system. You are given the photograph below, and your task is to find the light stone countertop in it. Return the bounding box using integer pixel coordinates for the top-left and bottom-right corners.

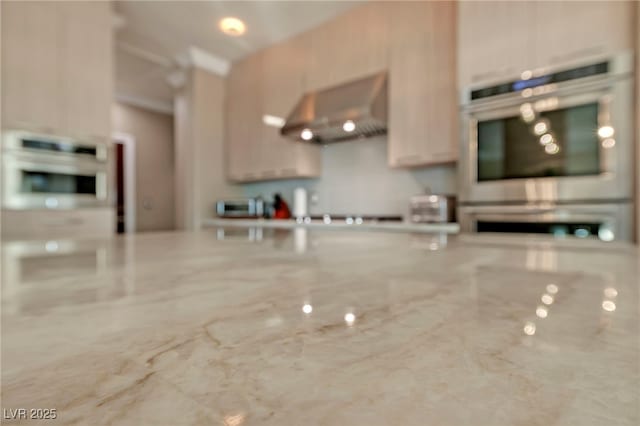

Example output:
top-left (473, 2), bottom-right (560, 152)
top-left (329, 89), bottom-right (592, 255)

top-left (202, 217), bottom-right (460, 234)
top-left (1, 228), bottom-right (638, 425)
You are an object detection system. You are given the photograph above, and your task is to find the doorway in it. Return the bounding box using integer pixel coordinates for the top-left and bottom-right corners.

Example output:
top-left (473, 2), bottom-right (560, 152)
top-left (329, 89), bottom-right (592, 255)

top-left (115, 143), bottom-right (125, 233)
top-left (112, 132), bottom-right (136, 234)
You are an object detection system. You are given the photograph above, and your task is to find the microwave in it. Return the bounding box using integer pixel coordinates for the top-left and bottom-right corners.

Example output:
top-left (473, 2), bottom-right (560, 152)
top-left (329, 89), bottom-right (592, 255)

top-left (1, 131), bottom-right (111, 209)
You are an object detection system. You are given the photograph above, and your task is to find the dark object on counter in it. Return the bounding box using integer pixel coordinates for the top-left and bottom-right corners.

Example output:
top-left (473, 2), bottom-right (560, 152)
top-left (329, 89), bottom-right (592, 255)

top-left (272, 193), bottom-right (291, 219)
top-left (410, 194), bottom-right (456, 223)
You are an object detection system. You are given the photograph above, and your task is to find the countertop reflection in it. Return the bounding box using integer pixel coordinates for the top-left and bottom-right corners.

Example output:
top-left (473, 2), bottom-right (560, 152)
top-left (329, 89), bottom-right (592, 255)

top-left (1, 228), bottom-right (638, 425)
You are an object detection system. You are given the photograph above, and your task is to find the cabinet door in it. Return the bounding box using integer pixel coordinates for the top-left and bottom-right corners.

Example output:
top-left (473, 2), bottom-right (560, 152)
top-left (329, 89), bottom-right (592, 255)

top-left (305, 18), bottom-right (338, 90)
top-left (388, 1), bottom-right (457, 167)
top-left (225, 66), bottom-right (247, 182)
top-left (226, 60), bottom-right (250, 182)
top-left (457, 1), bottom-right (534, 88)
top-left (534, 1), bottom-right (634, 69)
top-left (459, 1), bottom-right (633, 88)
top-left (307, 2), bottom-right (389, 90)
top-left (226, 54), bottom-right (264, 182)
top-left (1, 1), bottom-right (61, 133)
top-left (261, 34), bottom-right (320, 179)
top-left (60, 1), bottom-right (112, 141)
top-left (1, 208), bottom-right (114, 240)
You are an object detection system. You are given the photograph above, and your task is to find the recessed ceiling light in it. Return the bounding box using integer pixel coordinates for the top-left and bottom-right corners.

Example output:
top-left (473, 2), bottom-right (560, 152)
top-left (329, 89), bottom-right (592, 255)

top-left (219, 17), bottom-right (246, 36)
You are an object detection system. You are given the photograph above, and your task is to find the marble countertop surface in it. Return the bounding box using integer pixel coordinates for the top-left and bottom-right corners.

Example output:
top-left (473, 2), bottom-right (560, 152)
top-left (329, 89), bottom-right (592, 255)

top-left (1, 228), bottom-right (638, 425)
top-left (202, 217), bottom-right (460, 234)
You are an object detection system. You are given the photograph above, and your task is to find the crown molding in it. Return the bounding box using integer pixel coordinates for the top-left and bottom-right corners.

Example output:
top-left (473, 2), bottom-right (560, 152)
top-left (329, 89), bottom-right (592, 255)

top-left (115, 93), bottom-right (174, 115)
top-left (166, 70), bottom-right (187, 89)
top-left (117, 41), bottom-right (174, 68)
top-left (176, 46), bottom-right (230, 77)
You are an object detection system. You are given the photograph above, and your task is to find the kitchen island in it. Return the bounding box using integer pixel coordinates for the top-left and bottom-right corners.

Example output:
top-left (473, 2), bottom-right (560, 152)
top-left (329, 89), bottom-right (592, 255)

top-left (1, 228), bottom-right (638, 425)
top-left (202, 217), bottom-right (460, 234)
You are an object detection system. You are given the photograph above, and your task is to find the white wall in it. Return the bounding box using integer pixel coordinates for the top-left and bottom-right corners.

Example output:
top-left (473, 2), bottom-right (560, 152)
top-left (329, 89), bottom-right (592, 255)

top-left (175, 67), bottom-right (240, 229)
top-left (112, 102), bottom-right (175, 232)
top-left (241, 136), bottom-right (456, 217)
top-left (174, 86), bottom-right (193, 230)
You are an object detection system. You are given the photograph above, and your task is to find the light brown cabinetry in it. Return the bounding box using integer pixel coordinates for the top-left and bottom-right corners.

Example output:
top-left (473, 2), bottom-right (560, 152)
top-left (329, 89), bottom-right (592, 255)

top-left (226, 1), bottom-right (459, 179)
top-left (226, 52), bottom-right (264, 182)
top-left (458, 1), bottom-right (634, 88)
top-left (226, 36), bottom-right (320, 183)
top-left (533, 1), bottom-right (634, 68)
top-left (388, 1), bottom-right (458, 167)
top-left (59, 1), bottom-right (112, 141)
top-left (1, 208), bottom-right (114, 240)
top-left (306, 2), bottom-right (389, 90)
top-left (1, 1), bottom-right (113, 140)
top-left (457, 1), bottom-right (534, 87)
top-left (261, 35), bottom-right (321, 180)
top-left (1, 1), bottom-right (61, 133)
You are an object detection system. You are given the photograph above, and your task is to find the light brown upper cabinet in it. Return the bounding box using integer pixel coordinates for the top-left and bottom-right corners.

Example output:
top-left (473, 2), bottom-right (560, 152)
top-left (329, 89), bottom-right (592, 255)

top-left (458, 1), bottom-right (635, 89)
top-left (226, 41), bottom-right (321, 183)
top-left (226, 1), bottom-right (459, 180)
top-left (457, 1), bottom-right (534, 88)
top-left (1, 1), bottom-right (113, 141)
top-left (306, 2), bottom-right (389, 91)
top-left (2, 1), bottom-right (62, 134)
top-left (533, 1), bottom-right (634, 68)
top-left (388, 1), bottom-right (458, 168)
top-left (59, 1), bottom-right (113, 142)
top-left (226, 52), bottom-right (264, 182)
top-left (260, 34), bottom-right (321, 181)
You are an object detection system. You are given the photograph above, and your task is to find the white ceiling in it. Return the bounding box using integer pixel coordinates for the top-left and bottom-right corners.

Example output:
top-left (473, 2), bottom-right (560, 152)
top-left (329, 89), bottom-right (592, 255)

top-left (114, 0), bottom-right (364, 110)
top-left (115, 1), bottom-right (363, 62)
top-left (115, 47), bottom-right (176, 110)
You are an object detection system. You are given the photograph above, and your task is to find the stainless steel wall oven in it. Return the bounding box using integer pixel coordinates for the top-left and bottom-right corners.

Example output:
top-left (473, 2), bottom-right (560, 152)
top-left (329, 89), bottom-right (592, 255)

top-left (2, 131), bottom-right (111, 209)
top-left (459, 52), bottom-right (634, 241)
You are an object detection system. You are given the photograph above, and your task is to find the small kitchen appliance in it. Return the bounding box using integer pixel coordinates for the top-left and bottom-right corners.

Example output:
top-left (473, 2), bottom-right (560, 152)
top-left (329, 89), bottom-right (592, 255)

top-left (410, 194), bottom-right (456, 223)
top-left (216, 198), bottom-right (265, 218)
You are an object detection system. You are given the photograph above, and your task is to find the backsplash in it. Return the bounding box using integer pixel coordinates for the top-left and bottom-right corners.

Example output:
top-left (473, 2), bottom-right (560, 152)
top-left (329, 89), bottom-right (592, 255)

top-left (241, 136), bottom-right (457, 217)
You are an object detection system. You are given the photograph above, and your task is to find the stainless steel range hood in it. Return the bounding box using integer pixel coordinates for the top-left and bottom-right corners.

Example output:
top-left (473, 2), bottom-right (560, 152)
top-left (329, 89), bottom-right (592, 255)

top-left (281, 72), bottom-right (388, 144)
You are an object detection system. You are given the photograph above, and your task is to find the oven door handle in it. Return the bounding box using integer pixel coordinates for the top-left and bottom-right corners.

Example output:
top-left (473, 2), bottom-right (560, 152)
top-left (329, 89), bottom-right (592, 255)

top-left (463, 206), bottom-right (557, 215)
top-left (472, 212), bottom-right (612, 223)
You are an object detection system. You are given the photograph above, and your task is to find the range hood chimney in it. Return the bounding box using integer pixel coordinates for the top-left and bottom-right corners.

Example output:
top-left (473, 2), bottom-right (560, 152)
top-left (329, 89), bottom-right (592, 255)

top-left (280, 72), bottom-right (388, 144)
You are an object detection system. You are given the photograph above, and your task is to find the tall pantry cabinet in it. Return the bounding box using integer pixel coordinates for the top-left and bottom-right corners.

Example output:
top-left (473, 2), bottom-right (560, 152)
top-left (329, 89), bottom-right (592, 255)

top-left (1, 1), bottom-right (115, 240)
top-left (1, 0), bottom-right (113, 142)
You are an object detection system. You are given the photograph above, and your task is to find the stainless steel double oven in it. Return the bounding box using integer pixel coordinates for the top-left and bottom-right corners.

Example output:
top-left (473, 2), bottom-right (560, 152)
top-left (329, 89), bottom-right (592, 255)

top-left (2, 131), bottom-right (111, 210)
top-left (458, 52), bottom-right (635, 241)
